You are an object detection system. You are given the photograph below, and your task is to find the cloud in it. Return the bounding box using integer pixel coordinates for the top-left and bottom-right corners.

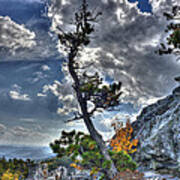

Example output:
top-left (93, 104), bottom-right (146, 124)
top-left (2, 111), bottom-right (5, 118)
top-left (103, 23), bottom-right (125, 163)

top-left (20, 118), bottom-right (35, 123)
top-left (41, 79), bottom-right (79, 115)
top-left (41, 65), bottom-right (51, 71)
top-left (0, 124), bottom-right (7, 135)
top-left (0, 0), bottom-right (179, 145)
top-left (0, 60), bottom-right (64, 119)
top-left (0, 1), bottom-right (61, 61)
top-left (3, 0), bottom-right (44, 3)
top-left (9, 84), bottom-right (31, 101)
top-left (9, 91), bottom-right (31, 101)
top-left (149, 0), bottom-right (179, 15)
top-left (47, 0), bottom-right (180, 109)
top-left (0, 16), bottom-right (36, 55)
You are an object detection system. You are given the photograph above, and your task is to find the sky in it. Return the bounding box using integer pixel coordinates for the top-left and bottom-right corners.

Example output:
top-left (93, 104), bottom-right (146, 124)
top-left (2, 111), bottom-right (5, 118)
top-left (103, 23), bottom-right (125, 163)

top-left (0, 0), bottom-right (179, 146)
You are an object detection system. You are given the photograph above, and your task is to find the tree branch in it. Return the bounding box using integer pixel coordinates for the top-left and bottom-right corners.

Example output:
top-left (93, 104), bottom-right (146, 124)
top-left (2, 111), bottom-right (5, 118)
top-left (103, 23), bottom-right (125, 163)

top-left (65, 115), bottom-right (83, 123)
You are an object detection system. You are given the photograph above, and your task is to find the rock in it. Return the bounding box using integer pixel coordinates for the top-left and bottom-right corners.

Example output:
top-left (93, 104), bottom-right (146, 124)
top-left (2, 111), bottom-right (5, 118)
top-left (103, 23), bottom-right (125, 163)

top-left (174, 76), bottom-right (180, 82)
top-left (143, 171), bottom-right (180, 180)
top-left (132, 86), bottom-right (180, 177)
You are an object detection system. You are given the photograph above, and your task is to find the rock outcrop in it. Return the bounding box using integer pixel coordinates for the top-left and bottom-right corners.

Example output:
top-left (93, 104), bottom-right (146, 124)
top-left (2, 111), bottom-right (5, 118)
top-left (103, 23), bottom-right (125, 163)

top-left (132, 86), bottom-right (180, 177)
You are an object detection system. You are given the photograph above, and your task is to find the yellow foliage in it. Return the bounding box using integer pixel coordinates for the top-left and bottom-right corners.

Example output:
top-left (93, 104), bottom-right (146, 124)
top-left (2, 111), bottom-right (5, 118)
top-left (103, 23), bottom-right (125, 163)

top-left (70, 163), bottom-right (76, 167)
top-left (2, 169), bottom-right (19, 180)
top-left (90, 167), bottom-right (99, 176)
top-left (70, 163), bottom-right (83, 170)
top-left (89, 144), bottom-right (95, 150)
top-left (110, 119), bottom-right (138, 154)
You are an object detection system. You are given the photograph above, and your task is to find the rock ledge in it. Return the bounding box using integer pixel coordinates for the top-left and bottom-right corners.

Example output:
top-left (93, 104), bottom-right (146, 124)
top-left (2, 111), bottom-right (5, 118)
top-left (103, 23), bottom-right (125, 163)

top-left (132, 86), bottom-right (180, 177)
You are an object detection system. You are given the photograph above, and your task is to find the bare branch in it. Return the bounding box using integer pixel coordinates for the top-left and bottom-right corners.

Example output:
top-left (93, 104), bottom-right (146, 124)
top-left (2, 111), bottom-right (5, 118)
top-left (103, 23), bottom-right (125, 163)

top-left (65, 116), bottom-right (83, 123)
top-left (74, 62), bottom-right (94, 69)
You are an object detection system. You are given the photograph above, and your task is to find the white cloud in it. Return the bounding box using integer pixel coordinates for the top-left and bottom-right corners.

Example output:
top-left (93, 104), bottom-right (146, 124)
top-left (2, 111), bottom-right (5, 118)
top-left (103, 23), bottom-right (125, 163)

top-left (20, 118), bottom-right (35, 123)
top-left (0, 7), bottom-right (61, 62)
top-left (0, 16), bottom-right (36, 54)
top-left (37, 93), bottom-right (47, 97)
top-left (149, 0), bottom-right (179, 15)
top-left (9, 84), bottom-right (31, 101)
top-left (41, 65), bottom-right (51, 71)
top-left (9, 91), bottom-right (31, 101)
top-left (42, 79), bottom-right (79, 115)
top-left (42, 80), bottom-right (62, 97)
top-left (12, 126), bottom-right (30, 136)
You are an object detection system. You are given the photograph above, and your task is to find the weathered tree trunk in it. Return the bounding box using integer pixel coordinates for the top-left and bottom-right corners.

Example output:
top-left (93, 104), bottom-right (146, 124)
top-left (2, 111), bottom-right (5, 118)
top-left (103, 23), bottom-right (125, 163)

top-left (68, 55), bottom-right (118, 179)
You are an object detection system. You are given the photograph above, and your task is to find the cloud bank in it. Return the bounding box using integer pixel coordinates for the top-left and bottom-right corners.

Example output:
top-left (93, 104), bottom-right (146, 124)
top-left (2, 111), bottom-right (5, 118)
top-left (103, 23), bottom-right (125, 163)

top-left (0, 1), bottom-right (61, 61)
top-left (0, 0), bottom-right (180, 145)
top-left (47, 0), bottom-right (180, 109)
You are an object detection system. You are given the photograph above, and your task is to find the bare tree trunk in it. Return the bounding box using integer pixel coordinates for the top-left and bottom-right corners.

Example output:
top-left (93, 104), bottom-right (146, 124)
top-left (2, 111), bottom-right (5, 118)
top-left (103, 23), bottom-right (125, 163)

top-left (68, 57), bottom-right (117, 179)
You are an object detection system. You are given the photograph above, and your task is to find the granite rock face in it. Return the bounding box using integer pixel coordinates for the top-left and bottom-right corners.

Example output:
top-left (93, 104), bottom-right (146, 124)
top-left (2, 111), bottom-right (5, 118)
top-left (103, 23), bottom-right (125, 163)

top-left (132, 86), bottom-right (180, 177)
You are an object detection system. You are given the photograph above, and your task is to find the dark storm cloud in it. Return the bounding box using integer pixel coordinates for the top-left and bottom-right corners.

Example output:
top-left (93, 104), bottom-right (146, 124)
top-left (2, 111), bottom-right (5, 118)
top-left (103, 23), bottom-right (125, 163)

top-left (48, 0), bottom-right (180, 106)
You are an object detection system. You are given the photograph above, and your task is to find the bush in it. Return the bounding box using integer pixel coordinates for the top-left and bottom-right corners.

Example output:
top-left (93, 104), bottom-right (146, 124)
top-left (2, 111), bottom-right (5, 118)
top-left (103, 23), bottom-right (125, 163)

top-left (0, 157), bottom-right (34, 179)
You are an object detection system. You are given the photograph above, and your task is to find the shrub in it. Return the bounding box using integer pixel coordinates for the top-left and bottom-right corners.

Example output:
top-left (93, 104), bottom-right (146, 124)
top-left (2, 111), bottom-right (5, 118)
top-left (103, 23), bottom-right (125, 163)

top-left (1, 169), bottom-right (20, 180)
top-left (110, 119), bottom-right (138, 154)
top-left (50, 126), bottom-right (138, 179)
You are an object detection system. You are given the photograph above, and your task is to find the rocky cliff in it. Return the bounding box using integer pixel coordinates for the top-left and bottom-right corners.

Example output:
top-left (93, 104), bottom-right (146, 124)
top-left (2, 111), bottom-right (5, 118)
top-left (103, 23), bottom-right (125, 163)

top-left (132, 86), bottom-right (180, 177)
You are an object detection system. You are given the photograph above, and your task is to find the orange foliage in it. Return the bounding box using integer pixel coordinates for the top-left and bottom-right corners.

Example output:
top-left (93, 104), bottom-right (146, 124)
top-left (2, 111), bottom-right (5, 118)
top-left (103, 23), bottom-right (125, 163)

top-left (110, 119), bottom-right (138, 154)
top-left (70, 163), bottom-right (83, 170)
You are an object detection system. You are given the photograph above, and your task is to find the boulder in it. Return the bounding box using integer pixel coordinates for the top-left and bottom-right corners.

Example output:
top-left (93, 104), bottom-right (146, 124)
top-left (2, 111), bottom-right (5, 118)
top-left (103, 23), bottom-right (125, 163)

top-left (132, 86), bottom-right (180, 177)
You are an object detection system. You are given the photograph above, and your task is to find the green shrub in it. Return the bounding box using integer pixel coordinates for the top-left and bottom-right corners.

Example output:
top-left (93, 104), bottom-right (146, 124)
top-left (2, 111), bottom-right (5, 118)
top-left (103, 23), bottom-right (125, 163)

top-left (50, 130), bottom-right (137, 178)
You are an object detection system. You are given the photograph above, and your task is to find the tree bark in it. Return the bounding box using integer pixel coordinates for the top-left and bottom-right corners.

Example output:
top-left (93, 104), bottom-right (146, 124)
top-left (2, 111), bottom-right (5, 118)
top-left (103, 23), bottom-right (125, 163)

top-left (68, 54), bottom-right (118, 179)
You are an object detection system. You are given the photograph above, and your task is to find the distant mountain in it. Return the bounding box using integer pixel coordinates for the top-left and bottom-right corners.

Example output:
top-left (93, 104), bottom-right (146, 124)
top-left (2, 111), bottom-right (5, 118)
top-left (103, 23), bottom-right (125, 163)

top-left (0, 145), bottom-right (56, 160)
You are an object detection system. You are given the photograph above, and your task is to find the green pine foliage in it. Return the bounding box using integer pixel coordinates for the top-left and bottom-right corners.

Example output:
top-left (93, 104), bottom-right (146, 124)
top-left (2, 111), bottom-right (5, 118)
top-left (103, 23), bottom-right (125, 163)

top-left (50, 130), bottom-right (137, 178)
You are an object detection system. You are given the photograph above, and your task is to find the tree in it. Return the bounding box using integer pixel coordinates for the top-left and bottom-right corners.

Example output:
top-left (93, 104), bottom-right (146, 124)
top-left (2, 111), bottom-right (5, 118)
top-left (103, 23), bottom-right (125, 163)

top-left (156, 5), bottom-right (180, 82)
top-left (50, 129), bottom-right (138, 179)
top-left (156, 6), bottom-right (180, 58)
top-left (56, 0), bottom-right (123, 178)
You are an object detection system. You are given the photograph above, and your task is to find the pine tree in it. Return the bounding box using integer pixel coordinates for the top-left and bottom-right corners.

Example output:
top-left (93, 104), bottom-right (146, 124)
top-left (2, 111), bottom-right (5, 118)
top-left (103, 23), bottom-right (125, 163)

top-left (56, 0), bottom-right (123, 178)
top-left (156, 5), bottom-right (180, 82)
top-left (156, 6), bottom-right (180, 58)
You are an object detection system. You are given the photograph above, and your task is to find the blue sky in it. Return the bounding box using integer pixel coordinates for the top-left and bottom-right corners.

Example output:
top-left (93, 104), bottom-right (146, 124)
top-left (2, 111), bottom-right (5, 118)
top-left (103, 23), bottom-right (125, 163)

top-left (129, 0), bottom-right (152, 13)
top-left (0, 0), bottom-right (179, 146)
